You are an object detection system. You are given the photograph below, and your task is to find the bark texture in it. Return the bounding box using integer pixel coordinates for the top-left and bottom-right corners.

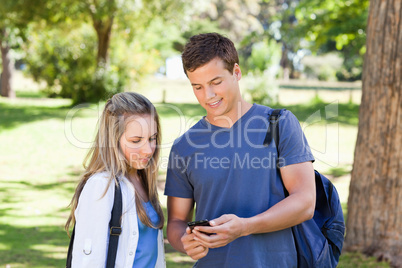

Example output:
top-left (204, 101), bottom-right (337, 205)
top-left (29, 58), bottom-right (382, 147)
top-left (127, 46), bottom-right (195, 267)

top-left (93, 17), bottom-right (114, 65)
top-left (0, 28), bottom-right (15, 98)
top-left (345, 0), bottom-right (402, 267)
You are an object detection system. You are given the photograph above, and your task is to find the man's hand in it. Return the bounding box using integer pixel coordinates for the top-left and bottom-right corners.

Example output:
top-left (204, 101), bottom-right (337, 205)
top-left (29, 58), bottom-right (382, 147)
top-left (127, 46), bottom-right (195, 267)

top-left (167, 196), bottom-right (209, 259)
top-left (182, 226), bottom-right (209, 260)
top-left (191, 214), bottom-right (247, 248)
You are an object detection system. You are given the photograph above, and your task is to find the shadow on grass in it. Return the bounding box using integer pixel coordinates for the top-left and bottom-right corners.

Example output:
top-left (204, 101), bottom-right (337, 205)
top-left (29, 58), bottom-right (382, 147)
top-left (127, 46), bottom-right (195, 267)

top-left (20, 180), bottom-right (76, 193)
top-left (278, 101), bottom-right (360, 126)
top-left (0, 179), bottom-right (76, 199)
top-left (155, 103), bottom-right (205, 118)
top-left (165, 242), bottom-right (196, 268)
top-left (155, 101), bottom-right (359, 126)
top-left (328, 166), bottom-right (352, 178)
top-left (279, 85), bottom-right (361, 91)
top-left (0, 223), bottom-right (69, 267)
top-left (15, 91), bottom-right (47, 99)
top-left (338, 251), bottom-right (391, 268)
top-left (0, 101), bottom-right (99, 131)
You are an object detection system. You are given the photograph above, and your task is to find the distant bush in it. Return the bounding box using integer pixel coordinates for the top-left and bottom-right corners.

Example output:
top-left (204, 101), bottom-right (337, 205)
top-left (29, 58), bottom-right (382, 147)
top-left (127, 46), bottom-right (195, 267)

top-left (317, 65), bottom-right (336, 81)
top-left (240, 38), bottom-right (282, 75)
top-left (336, 67), bottom-right (362, 81)
top-left (242, 70), bottom-right (279, 106)
top-left (301, 53), bottom-right (341, 81)
top-left (25, 25), bottom-right (128, 104)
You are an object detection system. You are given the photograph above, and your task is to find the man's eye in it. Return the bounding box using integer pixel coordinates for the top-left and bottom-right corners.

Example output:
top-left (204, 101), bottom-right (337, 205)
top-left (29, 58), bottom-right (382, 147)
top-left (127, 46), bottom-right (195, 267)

top-left (195, 87), bottom-right (202, 90)
top-left (214, 81), bottom-right (222, 85)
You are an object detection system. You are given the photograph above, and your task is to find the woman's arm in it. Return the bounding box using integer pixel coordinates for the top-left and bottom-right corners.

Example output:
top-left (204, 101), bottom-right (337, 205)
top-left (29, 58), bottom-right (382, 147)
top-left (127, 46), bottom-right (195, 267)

top-left (72, 175), bottom-right (114, 267)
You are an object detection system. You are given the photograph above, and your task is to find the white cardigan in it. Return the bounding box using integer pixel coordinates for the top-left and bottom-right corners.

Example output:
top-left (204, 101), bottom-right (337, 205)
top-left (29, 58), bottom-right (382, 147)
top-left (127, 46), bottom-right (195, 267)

top-left (72, 172), bottom-right (166, 268)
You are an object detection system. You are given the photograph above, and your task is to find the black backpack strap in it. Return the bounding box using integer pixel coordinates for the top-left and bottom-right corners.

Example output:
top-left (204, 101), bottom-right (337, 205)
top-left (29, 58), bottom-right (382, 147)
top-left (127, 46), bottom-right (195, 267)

top-left (264, 109), bottom-right (288, 195)
top-left (66, 227), bottom-right (75, 267)
top-left (106, 180), bottom-right (123, 268)
top-left (263, 109), bottom-right (284, 151)
top-left (66, 179), bottom-right (122, 268)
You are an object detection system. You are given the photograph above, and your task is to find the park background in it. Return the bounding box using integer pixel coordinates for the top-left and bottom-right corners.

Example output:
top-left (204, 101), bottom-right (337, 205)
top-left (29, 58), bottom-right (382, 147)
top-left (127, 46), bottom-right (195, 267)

top-left (0, 0), bottom-right (400, 267)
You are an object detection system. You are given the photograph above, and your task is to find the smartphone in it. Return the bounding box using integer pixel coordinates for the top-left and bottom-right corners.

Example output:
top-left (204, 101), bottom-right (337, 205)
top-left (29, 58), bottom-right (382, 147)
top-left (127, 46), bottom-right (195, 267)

top-left (187, 219), bottom-right (210, 231)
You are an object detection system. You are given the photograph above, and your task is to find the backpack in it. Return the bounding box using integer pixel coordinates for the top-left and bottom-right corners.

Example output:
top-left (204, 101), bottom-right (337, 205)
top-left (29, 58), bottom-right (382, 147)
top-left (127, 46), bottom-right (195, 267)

top-left (66, 180), bottom-right (122, 268)
top-left (265, 109), bottom-right (345, 268)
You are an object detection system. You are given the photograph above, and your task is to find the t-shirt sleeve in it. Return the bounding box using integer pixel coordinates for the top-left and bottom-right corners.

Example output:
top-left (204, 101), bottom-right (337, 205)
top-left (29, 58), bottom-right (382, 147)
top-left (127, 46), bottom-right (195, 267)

top-left (164, 145), bottom-right (194, 199)
top-left (276, 110), bottom-right (315, 168)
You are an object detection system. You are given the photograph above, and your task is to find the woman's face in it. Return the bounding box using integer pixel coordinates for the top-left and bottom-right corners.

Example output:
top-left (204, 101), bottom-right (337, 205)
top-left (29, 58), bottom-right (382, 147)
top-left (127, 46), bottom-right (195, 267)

top-left (119, 114), bottom-right (157, 170)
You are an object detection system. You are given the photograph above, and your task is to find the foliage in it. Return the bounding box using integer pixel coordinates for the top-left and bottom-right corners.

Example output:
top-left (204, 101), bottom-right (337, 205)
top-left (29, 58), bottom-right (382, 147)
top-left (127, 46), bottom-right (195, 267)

top-left (25, 24), bottom-right (125, 104)
top-left (240, 37), bottom-right (281, 105)
top-left (20, 0), bottom-right (195, 103)
top-left (301, 53), bottom-right (342, 81)
top-left (242, 37), bottom-right (282, 74)
top-left (198, 0), bottom-right (264, 42)
top-left (188, 0), bottom-right (367, 81)
top-left (0, 0), bottom-right (45, 41)
top-left (0, 0), bottom-right (49, 98)
top-left (335, 65), bottom-right (362, 82)
top-left (317, 65), bottom-right (336, 81)
top-left (242, 70), bottom-right (279, 106)
top-left (266, 0), bottom-right (303, 78)
top-left (173, 18), bottom-right (222, 52)
top-left (295, 0), bottom-right (369, 81)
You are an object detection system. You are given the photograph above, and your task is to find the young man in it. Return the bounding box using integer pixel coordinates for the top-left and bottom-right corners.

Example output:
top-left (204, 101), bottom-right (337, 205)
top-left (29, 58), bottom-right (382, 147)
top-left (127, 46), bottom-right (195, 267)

top-left (164, 33), bottom-right (316, 267)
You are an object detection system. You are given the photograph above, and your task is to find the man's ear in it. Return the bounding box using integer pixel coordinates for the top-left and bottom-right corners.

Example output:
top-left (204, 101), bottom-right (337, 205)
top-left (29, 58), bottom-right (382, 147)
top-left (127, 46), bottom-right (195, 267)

top-left (233, 63), bottom-right (242, 81)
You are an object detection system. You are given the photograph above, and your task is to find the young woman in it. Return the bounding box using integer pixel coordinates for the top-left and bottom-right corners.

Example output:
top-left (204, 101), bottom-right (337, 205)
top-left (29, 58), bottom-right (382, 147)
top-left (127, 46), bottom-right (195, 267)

top-left (65, 92), bottom-right (165, 267)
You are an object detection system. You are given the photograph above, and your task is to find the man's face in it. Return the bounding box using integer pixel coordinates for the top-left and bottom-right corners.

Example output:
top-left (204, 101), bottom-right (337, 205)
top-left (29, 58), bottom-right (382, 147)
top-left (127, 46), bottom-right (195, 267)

top-left (186, 57), bottom-right (242, 124)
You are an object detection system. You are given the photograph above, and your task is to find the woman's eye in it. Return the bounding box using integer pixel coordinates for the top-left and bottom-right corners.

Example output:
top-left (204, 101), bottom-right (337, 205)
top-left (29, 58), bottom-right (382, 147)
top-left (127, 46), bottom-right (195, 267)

top-left (214, 81), bottom-right (222, 85)
top-left (195, 87), bottom-right (202, 90)
top-left (131, 140), bottom-right (141, 144)
top-left (150, 137), bottom-right (157, 141)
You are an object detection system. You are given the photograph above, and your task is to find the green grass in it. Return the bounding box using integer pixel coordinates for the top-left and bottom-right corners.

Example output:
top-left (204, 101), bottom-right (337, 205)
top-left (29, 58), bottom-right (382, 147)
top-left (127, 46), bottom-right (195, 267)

top-left (0, 82), bottom-right (390, 267)
top-left (279, 84), bottom-right (361, 91)
top-left (338, 252), bottom-right (391, 268)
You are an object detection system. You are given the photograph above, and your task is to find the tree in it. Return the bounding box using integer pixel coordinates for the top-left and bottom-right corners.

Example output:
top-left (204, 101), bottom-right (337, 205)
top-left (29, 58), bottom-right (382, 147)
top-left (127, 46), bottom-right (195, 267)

top-left (268, 0), bottom-right (300, 79)
top-left (82, 0), bottom-right (191, 65)
top-left (0, 27), bottom-right (15, 98)
top-left (0, 0), bottom-right (25, 98)
top-left (24, 0), bottom-right (191, 103)
top-left (345, 0), bottom-right (401, 266)
top-left (200, 0), bottom-right (263, 43)
top-left (0, 0), bottom-right (47, 98)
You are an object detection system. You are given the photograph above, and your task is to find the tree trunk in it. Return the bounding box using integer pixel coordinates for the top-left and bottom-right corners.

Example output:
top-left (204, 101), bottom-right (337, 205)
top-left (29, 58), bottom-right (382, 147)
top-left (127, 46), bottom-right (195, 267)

top-left (345, 0), bottom-right (402, 267)
top-left (0, 28), bottom-right (15, 98)
top-left (280, 44), bottom-right (290, 81)
top-left (93, 17), bottom-right (114, 66)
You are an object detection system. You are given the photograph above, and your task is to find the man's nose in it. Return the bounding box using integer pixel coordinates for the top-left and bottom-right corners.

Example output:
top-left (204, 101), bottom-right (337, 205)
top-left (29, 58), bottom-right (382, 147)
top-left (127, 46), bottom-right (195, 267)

top-left (205, 86), bottom-right (216, 100)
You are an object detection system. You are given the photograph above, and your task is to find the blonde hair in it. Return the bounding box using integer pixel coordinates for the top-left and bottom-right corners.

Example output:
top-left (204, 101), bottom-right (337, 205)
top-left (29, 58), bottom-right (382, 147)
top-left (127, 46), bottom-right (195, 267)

top-left (65, 92), bottom-right (164, 234)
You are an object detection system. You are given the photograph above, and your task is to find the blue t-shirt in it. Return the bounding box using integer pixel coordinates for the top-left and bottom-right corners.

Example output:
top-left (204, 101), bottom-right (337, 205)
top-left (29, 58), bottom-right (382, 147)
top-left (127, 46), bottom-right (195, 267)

top-left (164, 104), bottom-right (315, 268)
top-left (133, 201), bottom-right (159, 267)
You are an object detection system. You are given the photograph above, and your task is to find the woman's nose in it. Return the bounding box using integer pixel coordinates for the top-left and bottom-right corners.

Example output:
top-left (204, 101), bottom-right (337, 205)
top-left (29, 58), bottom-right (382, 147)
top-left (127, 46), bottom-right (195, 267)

top-left (141, 141), bottom-right (153, 156)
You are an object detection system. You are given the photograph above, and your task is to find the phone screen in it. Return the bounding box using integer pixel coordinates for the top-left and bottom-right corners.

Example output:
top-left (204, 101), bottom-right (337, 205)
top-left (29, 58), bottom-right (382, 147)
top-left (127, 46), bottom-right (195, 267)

top-left (187, 219), bottom-right (210, 231)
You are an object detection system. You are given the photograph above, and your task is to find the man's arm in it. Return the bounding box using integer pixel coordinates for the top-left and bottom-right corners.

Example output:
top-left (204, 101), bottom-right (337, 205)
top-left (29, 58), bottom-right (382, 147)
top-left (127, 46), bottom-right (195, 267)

top-left (166, 196), bottom-right (209, 260)
top-left (192, 161), bottom-right (315, 248)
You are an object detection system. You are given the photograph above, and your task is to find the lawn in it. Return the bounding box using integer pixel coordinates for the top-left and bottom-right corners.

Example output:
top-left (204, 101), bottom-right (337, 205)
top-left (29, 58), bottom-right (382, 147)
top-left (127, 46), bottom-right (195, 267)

top-left (0, 77), bottom-right (390, 267)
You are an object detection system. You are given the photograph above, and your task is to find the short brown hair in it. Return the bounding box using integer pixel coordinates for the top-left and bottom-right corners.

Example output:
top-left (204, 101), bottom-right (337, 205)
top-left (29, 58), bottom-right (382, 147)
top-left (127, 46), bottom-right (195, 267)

top-left (182, 33), bottom-right (239, 74)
